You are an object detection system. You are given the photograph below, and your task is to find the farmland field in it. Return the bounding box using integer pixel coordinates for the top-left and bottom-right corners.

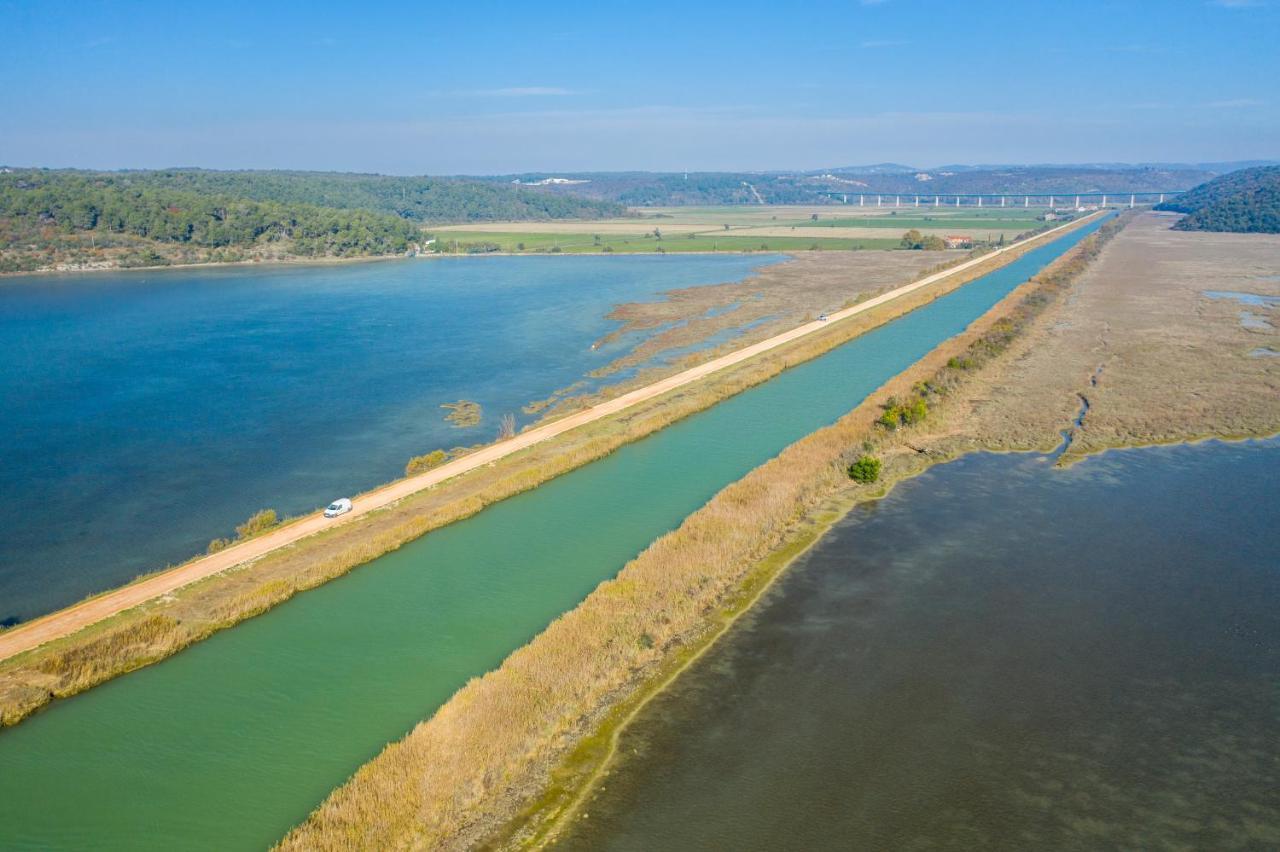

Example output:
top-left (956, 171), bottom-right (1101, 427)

top-left (429, 204), bottom-right (1055, 253)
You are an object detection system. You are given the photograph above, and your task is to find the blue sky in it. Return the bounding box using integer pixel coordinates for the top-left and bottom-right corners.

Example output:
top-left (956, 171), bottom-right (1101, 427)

top-left (1, 0), bottom-right (1276, 174)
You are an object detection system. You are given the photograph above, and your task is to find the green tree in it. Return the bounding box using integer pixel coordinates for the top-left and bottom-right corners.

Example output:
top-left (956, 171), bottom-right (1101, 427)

top-left (847, 455), bottom-right (882, 484)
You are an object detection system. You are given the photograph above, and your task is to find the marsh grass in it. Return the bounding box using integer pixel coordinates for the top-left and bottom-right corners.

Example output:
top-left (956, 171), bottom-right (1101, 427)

top-left (275, 217), bottom-right (1120, 851)
top-left (441, 400), bottom-right (482, 428)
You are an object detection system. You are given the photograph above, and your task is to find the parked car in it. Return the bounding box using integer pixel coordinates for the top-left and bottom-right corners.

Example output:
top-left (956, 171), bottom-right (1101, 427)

top-left (324, 498), bottom-right (352, 518)
top-left (817, 313), bottom-right (829, 322)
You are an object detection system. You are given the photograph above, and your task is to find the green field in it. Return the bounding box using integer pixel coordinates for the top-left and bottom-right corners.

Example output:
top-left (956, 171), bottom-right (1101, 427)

top-left (426, 231), bottom-right (901, 254)
top-left (800, 214), bottom-right (1044, 230)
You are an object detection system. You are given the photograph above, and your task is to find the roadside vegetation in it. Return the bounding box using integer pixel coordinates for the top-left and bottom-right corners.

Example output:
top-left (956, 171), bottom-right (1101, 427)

top-left (275, 214), bottom-right (1127, 852)
top-left (0, 222), bottom-right (1090, 729)
top-left (207, 508), bottom-right (282, 554)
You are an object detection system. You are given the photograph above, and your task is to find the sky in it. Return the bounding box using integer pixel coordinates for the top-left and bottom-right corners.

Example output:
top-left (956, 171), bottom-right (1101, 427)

top-left (1, 0), bottom-right (1277, 174)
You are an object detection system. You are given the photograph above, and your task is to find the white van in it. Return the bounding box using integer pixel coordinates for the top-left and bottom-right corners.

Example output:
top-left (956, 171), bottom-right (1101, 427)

top-left (324, 498), bottom-right (353, 519)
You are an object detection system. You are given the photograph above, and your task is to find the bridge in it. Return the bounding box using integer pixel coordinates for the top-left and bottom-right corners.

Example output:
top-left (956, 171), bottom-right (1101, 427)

top-left (817, 191), bottom-right (1185, 209)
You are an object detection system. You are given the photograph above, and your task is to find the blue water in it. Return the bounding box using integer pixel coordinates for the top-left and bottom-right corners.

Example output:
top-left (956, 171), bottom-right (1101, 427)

top-left (0, 254), bottom-right (779, 621)
top-left (560, 439), bottom-right (1280, 850)
top-left (0, 220), bottom-right (1107, 850)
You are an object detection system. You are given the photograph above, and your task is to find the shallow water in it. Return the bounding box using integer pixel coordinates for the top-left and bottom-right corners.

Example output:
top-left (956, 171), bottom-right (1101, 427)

top-left (0, 254), bottom-right (779, 621)
top-left (0, 220), bottom-right (1107, 850)
top-left (1203, 289), bottom-right (1280, 307)
top-left (559, 439), bottom-right (1280, 851)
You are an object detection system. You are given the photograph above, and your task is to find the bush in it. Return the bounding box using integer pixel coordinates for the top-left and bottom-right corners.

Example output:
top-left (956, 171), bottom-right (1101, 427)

top-left (847, 455), bottom-right (882, 484)
top-left (207, 537), bottom-right (232, 554)
top-left (406, 449), bottom-right (447, 476)
top-left (235, 508), bottom-right (278, 540)
top-left (902, 397), bottom-right (929, 425)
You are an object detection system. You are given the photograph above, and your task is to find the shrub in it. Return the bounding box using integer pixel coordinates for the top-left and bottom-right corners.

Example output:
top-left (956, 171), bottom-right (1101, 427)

top-left (847, 455), bottom-right (882, 484)
top-left (207, 537), bottom-right (232, 554)
top-left (902, 397), bottom-right (929, 425)
top-left (235, 509), bottom-right (278, 540)
top-left (406, 449), bottom-right (448, 476)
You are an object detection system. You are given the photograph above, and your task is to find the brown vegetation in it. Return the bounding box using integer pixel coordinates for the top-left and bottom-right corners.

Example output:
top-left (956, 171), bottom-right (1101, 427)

top-left (441, 400), bottom-right (482, 428)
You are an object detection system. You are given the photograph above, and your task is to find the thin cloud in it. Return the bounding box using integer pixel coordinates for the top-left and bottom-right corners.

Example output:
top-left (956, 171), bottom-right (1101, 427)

top-left (860, 39), bottom-right (909, 48)
top-left (1204, 97), bottom-right (1265, 107)
top-left (473, 87), bottom-right (578, 97)
top-left (1210, 0), bottom-right (1265, 7)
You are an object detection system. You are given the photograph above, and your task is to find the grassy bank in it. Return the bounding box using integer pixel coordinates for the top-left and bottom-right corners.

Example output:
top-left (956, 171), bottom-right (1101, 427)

top-left (274, 215), bottom-right (1122, 850)
top-left (0, 220), bottom-right (1092, 729)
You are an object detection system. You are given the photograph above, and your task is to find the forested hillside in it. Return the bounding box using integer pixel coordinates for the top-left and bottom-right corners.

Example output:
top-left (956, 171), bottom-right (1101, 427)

top-left (0, 170), bottom-right (423, 273)
top-left (0, 168), bottom-right (625, 273)
top-left (490, 165), bottom-right (1217, 206)
top-left (1156, 166), bottom-right (1280, 233)
top-left (132, 170), bottom-right (625, 222)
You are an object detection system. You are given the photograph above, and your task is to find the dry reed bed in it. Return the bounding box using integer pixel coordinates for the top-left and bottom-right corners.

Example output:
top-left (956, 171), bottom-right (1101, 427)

top-left (0, 235), bottom-right (1069, 728)
top-left (276, 219), bottom-right (1119, 851)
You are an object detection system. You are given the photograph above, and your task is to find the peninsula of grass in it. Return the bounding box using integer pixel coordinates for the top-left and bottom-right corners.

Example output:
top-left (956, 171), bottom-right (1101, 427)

top-left (0, 217), bottom-right (1097, 729)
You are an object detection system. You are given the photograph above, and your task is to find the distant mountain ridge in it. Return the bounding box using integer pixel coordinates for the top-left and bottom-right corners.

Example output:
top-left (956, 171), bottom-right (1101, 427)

top-left (482, 164), bottom-right (1229, 207)
top-left (1156, 166), bottom-right (1280, 233)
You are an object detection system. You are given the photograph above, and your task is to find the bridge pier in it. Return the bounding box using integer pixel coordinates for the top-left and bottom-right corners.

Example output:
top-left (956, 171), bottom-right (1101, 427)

top-left (955, 196), bottom-right (960, 207)
top-left (1024, 196), bottom-right (1029, 207)
top-left (895, 195), bottom-right (900, 208)
top-left (1102, 194), bottom-right (1107, 207)
top-left (915, 196), bottom-right (919, 207)
top-left (1129, 194), bottom-right (1135, 209)
top-left (877, 195), bottom-right (882, 207)
top-left (934, 195), bottom-right (940, 207)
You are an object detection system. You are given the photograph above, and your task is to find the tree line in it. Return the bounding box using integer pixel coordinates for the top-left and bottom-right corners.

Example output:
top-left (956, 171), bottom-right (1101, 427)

top-left (1, 170), bottom-right (422, 258)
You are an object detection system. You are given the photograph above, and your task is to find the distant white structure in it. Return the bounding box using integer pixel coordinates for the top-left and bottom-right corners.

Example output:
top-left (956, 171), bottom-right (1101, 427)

top-left (511, 177), bottom-right (591, 186)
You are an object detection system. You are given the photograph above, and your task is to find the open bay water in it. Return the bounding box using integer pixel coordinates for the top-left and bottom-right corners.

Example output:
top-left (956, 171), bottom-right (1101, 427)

top-left (0, 254), bottom-right (779, 621)
top-left (0, 220), bottom-right (1105, 849)
top-left (558, 439), bottom-right (1280, 851)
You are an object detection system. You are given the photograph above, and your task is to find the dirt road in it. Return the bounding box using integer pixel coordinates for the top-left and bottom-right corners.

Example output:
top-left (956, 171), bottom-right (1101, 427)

top-left (0, 213), bottom-right (1101, 664)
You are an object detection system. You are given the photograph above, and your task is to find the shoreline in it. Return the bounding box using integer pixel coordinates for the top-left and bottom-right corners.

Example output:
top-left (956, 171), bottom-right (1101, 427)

top-left (0, 250), bottom-right (409, 281)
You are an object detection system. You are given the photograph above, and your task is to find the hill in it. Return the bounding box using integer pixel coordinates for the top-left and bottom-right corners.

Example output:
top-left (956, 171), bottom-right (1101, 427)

top-left (0, 170), bottom-right (422, 273)
top-left (1155, 166), bottom-right (1280, 233)
top-left (483, 165), bottom-right (1217, 207)
top-left (0, 169), bottom-right (626, 274)
top-left (130, 170), bottom-right (625, 223)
